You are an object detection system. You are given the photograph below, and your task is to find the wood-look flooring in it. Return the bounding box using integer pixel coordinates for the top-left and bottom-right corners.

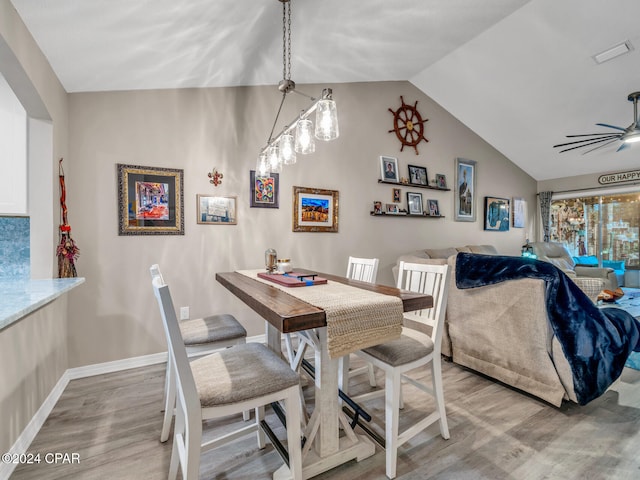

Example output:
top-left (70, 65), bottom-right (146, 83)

top-left (10, 355), bottom-right (640, 480)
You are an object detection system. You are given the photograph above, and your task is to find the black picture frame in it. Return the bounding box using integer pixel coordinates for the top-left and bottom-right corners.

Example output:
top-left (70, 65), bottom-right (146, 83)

top-left (484, 196), bottom-right (510, 231)
top-left (407, 192), bottom-right (424, 215)
top-left (408, 164), bottom-right (428, 186)
top-left (249, 170), bottom-right (279, 208)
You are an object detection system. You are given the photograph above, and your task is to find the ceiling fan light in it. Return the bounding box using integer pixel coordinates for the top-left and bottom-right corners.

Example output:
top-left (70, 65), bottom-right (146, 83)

top-left (623, 132), bottom-right (640, 144)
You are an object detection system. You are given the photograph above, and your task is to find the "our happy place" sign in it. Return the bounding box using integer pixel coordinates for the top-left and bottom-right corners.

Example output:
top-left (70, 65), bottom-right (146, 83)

top-left (598, 169), bottom-right (640, 185)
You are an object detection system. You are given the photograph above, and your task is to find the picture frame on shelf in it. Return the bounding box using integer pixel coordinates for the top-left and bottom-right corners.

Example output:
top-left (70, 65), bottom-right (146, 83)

top-left (454, 158), bottom-right (476, 222)
top-left (512, 197), bottom-right (525, 228)
top-left (197, 195), bottom-right (237, 225)
top-left (435, 174), bottom-right (447, 189)
top-left (117, 163), bottom-right (184, 235)
top-left (380, 156), bottom-right (400, 183)
top-left (386, 203), bottom-right (400, 214)
top-left (249, 170), bottom-right (279, 208)
top-left (373, 201), bottom-right (382, 214)
top-left (408, 164), bottom-right (428, 186)
top-left (293, 186), bottom-right (339, 232)
top-left (484, 196), bottom-right (510, 231)
top-left (407, 192), bottom-right (424, 215)
top-left (427, 199), bottom-right (440, 216)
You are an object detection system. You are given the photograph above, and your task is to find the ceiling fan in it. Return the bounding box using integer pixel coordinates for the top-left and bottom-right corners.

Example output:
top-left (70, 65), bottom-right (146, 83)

top-left (553, 91), bottom-right (640, 154)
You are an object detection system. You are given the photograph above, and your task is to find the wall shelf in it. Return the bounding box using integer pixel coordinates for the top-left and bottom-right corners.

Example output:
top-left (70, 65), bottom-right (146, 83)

top-left (377, 179), bottom-right (450, 191)
top-left (370, 212), bottom-right (445, 219)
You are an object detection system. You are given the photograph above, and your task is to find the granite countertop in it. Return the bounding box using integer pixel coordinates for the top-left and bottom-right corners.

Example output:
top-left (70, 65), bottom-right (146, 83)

top-left (0, 277), bottom-right (85, 330)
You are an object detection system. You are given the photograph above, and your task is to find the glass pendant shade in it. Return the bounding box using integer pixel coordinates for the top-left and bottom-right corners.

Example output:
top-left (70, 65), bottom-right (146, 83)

top-left (256, 152), bottom-right (269, 176)
top-left (295, 118), bottom-right (316, 154)
top-left (279, 133), bottom-right (297, 165)
top-left (267, 144), bottom-right (282, 173)
top-left (314, 99), bottom-right (339, 141)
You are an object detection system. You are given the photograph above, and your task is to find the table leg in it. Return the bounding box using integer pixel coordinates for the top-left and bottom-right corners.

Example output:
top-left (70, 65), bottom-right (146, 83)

top-left (273, 327), bottom-right (375, 479)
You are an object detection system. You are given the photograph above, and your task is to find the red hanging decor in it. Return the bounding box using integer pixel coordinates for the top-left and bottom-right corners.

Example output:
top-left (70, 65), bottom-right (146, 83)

top-left (57, 158), bottom-right (80, 277)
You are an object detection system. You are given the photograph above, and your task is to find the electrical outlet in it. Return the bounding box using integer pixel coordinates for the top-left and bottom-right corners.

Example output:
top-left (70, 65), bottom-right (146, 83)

top-left (180, 306), bottom-right (189, 320)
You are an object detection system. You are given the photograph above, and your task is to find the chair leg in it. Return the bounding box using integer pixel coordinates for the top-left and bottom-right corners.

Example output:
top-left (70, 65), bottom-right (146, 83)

top-left (432, 358), bottom-right (450, 439)
top-left (161, 359), bottom-right (176, 443)
top-left (256, 406), bottom-right (266, 449)
top-left (285, 388), bottom-right (303, 480)
top-left (367, 363), bottom-right (377, 387)
top-left (385, 369), bottom-right (402, 480)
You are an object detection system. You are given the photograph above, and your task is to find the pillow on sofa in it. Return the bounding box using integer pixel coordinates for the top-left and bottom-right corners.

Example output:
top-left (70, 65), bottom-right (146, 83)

top-left (466, 245), bottom-right (498, 255)
top-left (424, 247), bottom-right (461, 259)
top-left (603, 260), bottom-right (625, 272)
top-left (573, 255), bottom-right (598, 266)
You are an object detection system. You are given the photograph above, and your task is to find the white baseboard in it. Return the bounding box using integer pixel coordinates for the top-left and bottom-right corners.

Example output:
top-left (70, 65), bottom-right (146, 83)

top-left (1, 333), bottom-right (267, 479)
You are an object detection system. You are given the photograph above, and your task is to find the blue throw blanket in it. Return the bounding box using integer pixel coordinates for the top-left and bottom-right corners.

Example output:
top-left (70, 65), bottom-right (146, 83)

top-left (455, 252), bottom-right (640, 405)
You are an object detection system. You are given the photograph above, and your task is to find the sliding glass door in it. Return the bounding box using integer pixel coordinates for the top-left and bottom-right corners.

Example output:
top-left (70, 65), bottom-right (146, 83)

top-left (550, 192), bottom-right (640, 267)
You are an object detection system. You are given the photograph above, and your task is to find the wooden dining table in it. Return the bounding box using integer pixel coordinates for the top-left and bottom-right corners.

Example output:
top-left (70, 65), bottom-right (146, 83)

top-left (216, 269), bottom-right (433, 479)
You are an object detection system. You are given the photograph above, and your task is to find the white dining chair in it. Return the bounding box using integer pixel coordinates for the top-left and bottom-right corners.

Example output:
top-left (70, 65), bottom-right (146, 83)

top-left (343, 256), bottom-right (380, 388)
top-left (283, 256), bottom-right (380, 388)
top-left (351, 261), bottom-right (451, 479)
top-left (150, 270), bottom-right (303, 480)
top-left (150, 264), bottom-right (247, 443)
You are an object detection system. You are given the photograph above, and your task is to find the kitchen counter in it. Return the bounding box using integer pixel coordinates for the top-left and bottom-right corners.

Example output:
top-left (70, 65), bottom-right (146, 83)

top-left (0, 277), bottom-right (85, 330)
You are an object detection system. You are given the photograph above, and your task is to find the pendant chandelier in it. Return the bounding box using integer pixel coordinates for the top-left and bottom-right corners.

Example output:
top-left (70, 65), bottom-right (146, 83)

top-left (256, 0), bottom-right (339, 176)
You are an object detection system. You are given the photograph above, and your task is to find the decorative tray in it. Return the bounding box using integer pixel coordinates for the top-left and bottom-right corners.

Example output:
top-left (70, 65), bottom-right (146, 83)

top-left (257, 272), bottom-right (328, 287)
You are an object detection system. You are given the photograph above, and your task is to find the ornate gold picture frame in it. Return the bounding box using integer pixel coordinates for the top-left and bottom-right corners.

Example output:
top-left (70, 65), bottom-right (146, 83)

top-left (292, 186), bottom-right (339, 233)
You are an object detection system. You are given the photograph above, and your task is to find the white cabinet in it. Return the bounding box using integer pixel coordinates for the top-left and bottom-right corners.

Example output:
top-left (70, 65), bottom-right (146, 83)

top-left (0, 73), bottom-right (27, 215)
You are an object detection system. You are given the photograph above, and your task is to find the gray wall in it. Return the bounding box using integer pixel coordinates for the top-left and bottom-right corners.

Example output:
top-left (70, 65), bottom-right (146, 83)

top-left (0, 0), bottom-right (69, 454)
top-left (66, 81), bottom-right (538, 366)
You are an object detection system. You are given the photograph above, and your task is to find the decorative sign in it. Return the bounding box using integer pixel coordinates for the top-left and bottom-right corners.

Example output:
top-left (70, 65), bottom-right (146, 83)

top-left (598, 169), bottom-right (640, 185)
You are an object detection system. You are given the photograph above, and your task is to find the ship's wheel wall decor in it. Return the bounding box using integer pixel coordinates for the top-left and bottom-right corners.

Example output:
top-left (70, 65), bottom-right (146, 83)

top-left (388, 96), bottom-right (429, 155)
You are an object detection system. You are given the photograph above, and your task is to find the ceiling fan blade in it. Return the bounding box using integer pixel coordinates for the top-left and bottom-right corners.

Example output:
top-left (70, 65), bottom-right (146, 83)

top-left (581, 138), bottom-right (619, 154)
top-left (565, 133), bottom-right (625, 137)
top-left (554, 135), bottom-right (619, 148)
top-left (595, 123), bottom-right (627, 131)
top-left (558, 136), bottom-right (621, 153)
top-left (616, 142), bottom-right (631, 152)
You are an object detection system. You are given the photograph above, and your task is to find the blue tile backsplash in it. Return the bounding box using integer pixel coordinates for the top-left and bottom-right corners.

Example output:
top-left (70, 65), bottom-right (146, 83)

top-left (0, 216), bottom-right (30, 279)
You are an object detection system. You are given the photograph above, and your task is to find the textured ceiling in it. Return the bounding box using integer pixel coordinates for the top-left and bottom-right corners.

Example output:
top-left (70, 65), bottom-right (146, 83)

top-left (10, 0), bottom-right (640, 181)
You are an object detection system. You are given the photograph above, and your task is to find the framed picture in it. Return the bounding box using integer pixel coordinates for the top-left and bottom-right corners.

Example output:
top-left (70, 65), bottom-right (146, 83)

top-left (386, 203), bottom-right (400, 214)
top-left (427, 199), bottom-right (440, 216)
top-left (484, 196), bottom-right (510, 231)
top-left (392, 188), bottom-right (401, 203)
top-left (197, 195), bottom-right (237, 225)
top-left (407, 192), bottom-right (423, 215)
top-left (380, 156), bottom-right (400, 183)
top-left (512, 197), bottom-right (525, 228)
top-left (117, 164), bottom-right (184, 235)
top-left (454, 158), bottom-right (477, 222)
top-left (408, 165), bottom-right (428, 186)
top-left (249, 170), bottom-right (279, 208)
top-left (373, 201), bottom-right (382, 214)
top-left (435, 174), bottom-right (447, 189)
top-left (293, 186), bottom-right (339, 232)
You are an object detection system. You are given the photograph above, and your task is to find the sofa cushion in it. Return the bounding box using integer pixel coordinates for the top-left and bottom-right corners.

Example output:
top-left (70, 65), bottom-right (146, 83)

top-left (424, 247), bottom-right (461, 259)
top-left (466, 245), bottom-right (498, 255)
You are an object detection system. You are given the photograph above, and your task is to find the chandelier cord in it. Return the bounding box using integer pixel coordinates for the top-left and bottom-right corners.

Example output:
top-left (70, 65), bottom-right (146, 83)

top-left (282, 0), bottom-right (291, 81)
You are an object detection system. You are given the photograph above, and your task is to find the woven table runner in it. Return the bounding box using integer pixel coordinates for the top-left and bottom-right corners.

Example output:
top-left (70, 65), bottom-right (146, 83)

top-left (237, 270), bottom-right (404, 359)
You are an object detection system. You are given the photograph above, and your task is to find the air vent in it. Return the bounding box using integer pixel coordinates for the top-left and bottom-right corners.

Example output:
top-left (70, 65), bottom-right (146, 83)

top-left (593, 41), bottom-right (633, 64)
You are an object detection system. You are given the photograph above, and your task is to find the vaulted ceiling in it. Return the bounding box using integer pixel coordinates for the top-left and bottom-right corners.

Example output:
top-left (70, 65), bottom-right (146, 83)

top-left (10, 0), bottom-right (640, 181)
